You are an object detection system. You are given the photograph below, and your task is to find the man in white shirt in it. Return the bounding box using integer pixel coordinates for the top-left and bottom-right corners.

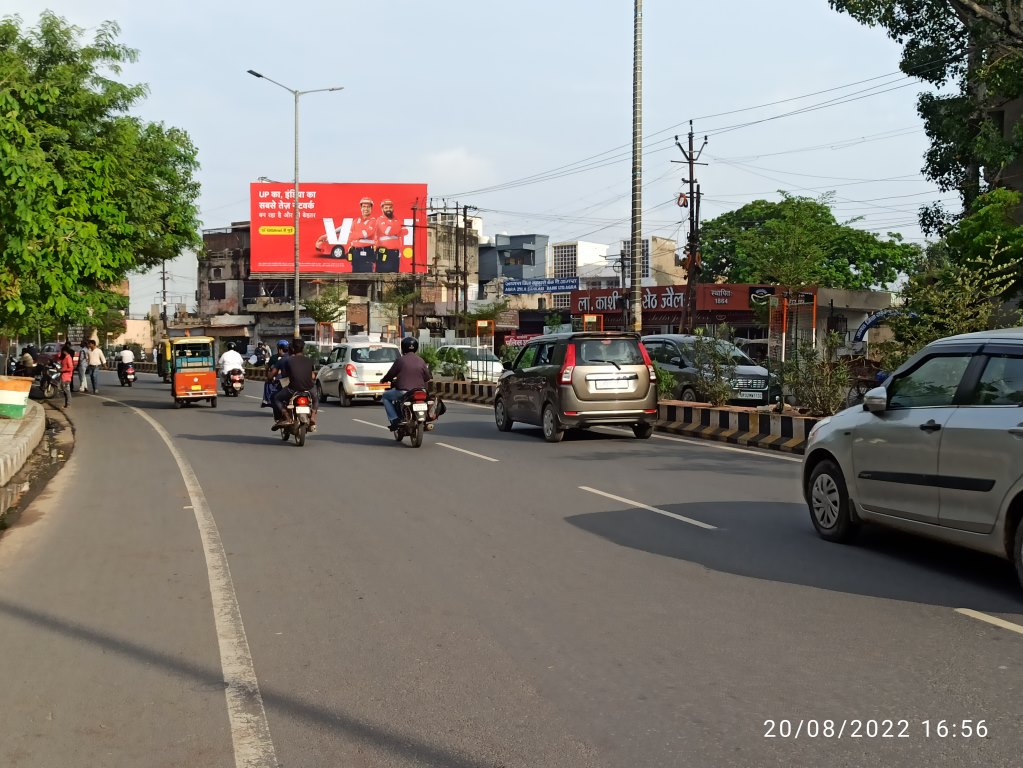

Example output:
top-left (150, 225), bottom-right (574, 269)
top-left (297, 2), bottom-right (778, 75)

top-left (85, 340), bottom-right (106, 393)
top-left (116, 346), bottom-right (135, 381)
top-left (218, 341), bottom-right (245, 376)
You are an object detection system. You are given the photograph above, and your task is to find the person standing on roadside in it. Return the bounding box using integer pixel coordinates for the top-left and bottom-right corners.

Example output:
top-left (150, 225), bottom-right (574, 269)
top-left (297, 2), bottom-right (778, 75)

top-left (85, 339), bottom-right (106, 394)
top-left (77, 340), bottom-right (91, 392)
top-left (58, 344), bottom-right (74, 408)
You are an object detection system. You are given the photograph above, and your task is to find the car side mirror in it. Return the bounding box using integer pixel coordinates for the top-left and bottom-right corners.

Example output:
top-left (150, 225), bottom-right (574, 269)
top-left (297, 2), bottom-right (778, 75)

top-left (863, 386), bottom-right (888, 413)
top-left (669, 356), bottom-right (682, 366)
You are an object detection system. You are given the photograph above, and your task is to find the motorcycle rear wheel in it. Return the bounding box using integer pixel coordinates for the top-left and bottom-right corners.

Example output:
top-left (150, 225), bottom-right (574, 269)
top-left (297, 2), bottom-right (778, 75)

top-left (42, 380), bottom-right (57, 399)
top-left (294, 424), bottom-right (306, 447)
top-left (410, 421), bottom-right (424, 448)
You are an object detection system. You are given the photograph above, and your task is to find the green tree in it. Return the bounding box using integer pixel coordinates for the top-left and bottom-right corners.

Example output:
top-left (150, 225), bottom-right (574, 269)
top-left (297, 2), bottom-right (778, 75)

top-left (829, 1), bottom-right (1023, 232)
top-left (302, 284), bottom-right (349, 325)
top-left (379, 282), bottom-right (420, 333)
top-left (700, 194), bottom-right (920, 288)
top-left (0, 12), bottom-right (201, 330)
top-left (945, 187), bottom-right (1023, 294)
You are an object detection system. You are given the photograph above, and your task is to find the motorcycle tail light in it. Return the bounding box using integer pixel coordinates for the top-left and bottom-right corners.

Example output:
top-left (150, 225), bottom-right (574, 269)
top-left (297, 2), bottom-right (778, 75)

top-left (295, 396), bottom-right (310, 407)
top-left (413, 390), bottom-right (428, 402)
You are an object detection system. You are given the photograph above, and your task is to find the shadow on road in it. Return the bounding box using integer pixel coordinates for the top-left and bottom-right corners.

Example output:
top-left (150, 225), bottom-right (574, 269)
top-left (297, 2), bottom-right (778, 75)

top-left (565, 501), bottom-right (1023, 612)
top-left (0, 598), bottom-right (498, 768)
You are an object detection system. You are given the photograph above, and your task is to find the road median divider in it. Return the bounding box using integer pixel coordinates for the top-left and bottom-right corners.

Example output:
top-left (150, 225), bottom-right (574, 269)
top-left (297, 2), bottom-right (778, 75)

top-left (428, 382), bottom-right (818, 455)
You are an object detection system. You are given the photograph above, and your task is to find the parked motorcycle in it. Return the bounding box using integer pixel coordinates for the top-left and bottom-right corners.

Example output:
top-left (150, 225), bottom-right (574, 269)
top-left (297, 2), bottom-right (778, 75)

top-left (391, 388), bottom-right (442, 448)
top-left (275, 391), bottom-right (314, 447)
top-left (39, 361), bottom-right (60, 400)
top-left (222, 368), bottom-right (245, 396)
top-left (118, 362), bottom-right (136, 387)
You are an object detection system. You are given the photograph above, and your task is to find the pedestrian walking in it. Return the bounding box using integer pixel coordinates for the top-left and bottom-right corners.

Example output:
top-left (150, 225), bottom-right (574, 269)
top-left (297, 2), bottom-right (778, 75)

top-left (77, 340), bottom-right (90, 392)
top-left (85, 339), bottom-right (106, 394)
top-left (58, 344), bottom-right (74, 407)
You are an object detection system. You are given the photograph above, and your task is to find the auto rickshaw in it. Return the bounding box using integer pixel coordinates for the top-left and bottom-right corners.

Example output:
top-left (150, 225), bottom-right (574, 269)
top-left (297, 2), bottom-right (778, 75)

top-left (157, 337), bottom-right (172, 383)
top-left (169, 336), bottom-right (217, 408)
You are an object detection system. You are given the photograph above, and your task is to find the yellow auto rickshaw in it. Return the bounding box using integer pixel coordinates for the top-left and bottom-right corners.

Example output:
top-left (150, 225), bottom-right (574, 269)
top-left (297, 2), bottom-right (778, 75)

top-left (169, 336), bottom-right (218, 408)
top-left (158, 337), bottom-right (172, 383)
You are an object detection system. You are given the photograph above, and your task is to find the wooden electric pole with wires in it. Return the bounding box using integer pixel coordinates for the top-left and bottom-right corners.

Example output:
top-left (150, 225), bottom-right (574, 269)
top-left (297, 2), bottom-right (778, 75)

top-left (674, 122), bottom-right (707, 333)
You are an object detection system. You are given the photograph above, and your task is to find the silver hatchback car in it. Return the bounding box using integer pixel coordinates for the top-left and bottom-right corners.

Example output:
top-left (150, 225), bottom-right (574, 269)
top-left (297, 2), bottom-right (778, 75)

top-left (495, 332), bottom-right (659, 442)
top-left (802, 328), bottom-right (1023, 588)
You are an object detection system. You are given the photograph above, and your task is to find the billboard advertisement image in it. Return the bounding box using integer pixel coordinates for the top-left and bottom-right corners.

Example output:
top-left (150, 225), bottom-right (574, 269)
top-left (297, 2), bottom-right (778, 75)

top-left (250, 182), bottom-right (428, 275)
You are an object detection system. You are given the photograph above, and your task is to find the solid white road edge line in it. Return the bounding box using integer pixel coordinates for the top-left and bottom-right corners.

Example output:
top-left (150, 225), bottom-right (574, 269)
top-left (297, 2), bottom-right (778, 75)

top-left (100, 396), bottom-right (278, 768)
top-left (578, 486), bottom-right (717, 530)
top-left (954, 608), bottom-right (1023, 637)
top-left (352, 418), bottom-right (388, 430)
top-left (436, 442), bottom-right (500, 462)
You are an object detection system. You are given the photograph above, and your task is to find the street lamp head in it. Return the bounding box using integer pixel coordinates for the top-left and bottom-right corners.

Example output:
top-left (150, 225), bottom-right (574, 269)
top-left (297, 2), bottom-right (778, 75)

top-left (246, 69), bottom-right (264, 78)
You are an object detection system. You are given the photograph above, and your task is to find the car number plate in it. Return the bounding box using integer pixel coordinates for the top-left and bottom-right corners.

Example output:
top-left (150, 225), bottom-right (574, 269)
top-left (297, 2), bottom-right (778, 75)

top-left (295, 406), bottom-right (311, 414)
top-left (738, 390), bottom-right (762, 400)
top-left (595, 380), bottom-right (627, 390)
top-left (232, 383), bottom-right (241, 389)
top-left (369, 383), bottom-right (388, 389)
top-left (190, 385), bottom-right (202, 391)
top-left (412, 403), bottom-right (428, 412)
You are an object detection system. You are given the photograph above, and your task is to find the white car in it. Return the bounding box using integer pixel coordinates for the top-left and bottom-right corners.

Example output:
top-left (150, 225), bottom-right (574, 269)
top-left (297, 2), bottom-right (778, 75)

top-left (316, 342), bottom-right (400, 406)
top-left (802, 328), bottom-right (1023, 589)
top-left (435, 345), bottom-right (504, 382)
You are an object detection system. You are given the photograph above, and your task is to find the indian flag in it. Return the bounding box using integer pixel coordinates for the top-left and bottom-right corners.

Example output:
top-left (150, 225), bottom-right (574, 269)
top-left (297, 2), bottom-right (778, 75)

top-left (0, 376), bottom-right (32, 419)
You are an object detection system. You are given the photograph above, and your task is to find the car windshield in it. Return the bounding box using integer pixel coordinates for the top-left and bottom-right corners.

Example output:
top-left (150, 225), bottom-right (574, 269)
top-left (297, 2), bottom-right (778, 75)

top-left (715, 341), bottom-right (755, 366)
top-left (460, 349), bottom-right (500, 362)
top-left (351, 347), bottom-right (399, 363)
top-left (576, 338), bottom-right (644, 365)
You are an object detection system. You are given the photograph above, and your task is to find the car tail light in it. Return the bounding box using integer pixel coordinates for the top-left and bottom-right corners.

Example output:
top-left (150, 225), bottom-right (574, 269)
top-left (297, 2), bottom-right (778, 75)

top-left (345, 363), bottom-right (357, 378)
top-left (295, 395), bottom-right (310, 407)
top-left (413, 390), bottom-right (428, 402)
top-left (559, 343), bottom-right (576, 384)
top-left (564, 410), bottom-right (578, 416)
top-left (644, 409), bottom-right (658, 414)
top-left (639, 343), bottom-right (657, 382)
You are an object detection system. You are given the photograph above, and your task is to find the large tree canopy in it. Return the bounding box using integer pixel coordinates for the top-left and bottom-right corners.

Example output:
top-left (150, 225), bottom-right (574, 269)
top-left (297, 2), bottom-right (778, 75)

top-left (0, 12), bottom-right (201, 333)
top-left (829, 1), bottom-right (1023, 233)
top-left (699, 194), bottom-right (921, 289)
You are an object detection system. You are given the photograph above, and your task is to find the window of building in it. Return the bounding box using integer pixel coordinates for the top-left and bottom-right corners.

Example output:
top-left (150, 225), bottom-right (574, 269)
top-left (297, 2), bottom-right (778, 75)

top-left (208, 282), bottom-right (226, 300)
top-left (211, 267), bottom-right (223, 279)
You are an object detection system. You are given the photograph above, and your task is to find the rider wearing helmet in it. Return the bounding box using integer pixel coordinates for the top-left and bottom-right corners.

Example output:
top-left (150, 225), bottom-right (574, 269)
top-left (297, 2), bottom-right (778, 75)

top-left (270, 337), bottom-right (318, 431)
top-left (218, 340), bottom-right (245, 377)
top-left (380, 337), bottom-right (432, 430)
top-left (262, 340), bottom-right (290, 407)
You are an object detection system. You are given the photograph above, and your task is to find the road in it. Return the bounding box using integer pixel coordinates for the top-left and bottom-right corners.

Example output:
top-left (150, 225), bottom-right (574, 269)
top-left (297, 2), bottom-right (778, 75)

top-left (0, 371), bottom-right (1020, 768)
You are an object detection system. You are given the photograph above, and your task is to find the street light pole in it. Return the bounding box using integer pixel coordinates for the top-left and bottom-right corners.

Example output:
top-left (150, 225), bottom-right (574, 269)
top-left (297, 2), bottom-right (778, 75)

top-left (247, 70), bottom-right (343, 339)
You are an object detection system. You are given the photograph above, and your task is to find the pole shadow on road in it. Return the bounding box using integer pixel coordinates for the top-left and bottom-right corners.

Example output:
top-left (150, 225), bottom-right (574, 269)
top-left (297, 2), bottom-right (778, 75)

top-left (0, 598), bottom-right (500, 768)
top-left (564, 502), bottom-right (1023, 612)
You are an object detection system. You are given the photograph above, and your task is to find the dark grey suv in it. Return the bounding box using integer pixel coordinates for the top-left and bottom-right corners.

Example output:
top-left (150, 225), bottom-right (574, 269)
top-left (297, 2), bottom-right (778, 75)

top-left (494, 332), bottom-right (659, 442)
top-left (642, 334), bottom-right (775, 406)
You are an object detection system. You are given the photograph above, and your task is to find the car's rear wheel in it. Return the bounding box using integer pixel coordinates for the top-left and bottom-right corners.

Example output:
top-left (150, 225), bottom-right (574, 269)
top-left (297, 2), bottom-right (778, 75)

top-left (494, 397), bottom-right (513, 432)
top-left (317, 382), bottom-right (327, 403)
top-left (807, 459), bottom-right (857, 542)
top-left (542, 404), bottom-right (564, 443)
top-left (633, 423), bottom-right (654, 439)
top-left (680, 386), bottom-right (698, 402)
top-left (339, 388), bottom-right (353, 407)
top-left (1014, 518), bottom-right (1023, 591)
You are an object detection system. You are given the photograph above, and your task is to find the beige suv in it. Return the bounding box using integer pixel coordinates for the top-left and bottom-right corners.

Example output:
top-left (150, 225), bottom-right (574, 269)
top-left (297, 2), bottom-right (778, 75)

top-left (494, 332), bottom-right (659, 442)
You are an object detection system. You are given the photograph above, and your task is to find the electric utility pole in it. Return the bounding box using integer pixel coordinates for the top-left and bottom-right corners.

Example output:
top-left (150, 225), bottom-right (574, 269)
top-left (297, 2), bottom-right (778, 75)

top-left (629, 0), bottom-right (644, 333)
top-left (674, 121), bottom-right (707, 333)
top-left (462, 204), bottom-right (476, 319)
top-left (161, 259), bottom-right (168, 336)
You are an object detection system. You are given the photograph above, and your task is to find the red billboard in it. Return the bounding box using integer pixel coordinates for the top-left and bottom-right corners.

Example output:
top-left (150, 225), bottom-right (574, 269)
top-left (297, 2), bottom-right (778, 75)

top-left (250, 182), bottom-right (428, 275)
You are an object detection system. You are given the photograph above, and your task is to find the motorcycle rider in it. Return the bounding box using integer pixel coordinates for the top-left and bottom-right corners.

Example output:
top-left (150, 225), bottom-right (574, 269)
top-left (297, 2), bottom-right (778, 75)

top-left (218, 341), bottom-right (245, 386)
top-left (270, 338), bottom-right (317, 432)
top-left (262, 339), bottom-right (289, 407)
top-left (380, 337), bottom-right (432, 431)
top-left (116, 345), bottom-right (135, 381)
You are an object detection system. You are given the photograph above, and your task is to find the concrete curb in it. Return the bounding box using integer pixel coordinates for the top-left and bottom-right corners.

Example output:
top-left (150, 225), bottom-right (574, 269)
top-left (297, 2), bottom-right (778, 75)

top-left (0, 401), bottom-right (47, 487)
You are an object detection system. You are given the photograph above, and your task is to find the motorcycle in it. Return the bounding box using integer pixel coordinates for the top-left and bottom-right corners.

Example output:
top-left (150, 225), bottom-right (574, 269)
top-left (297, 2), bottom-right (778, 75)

top-left (221, 368), bottom-right (245, 396)
top-left (275, 390), bottom-right (314, 447)
top-left (391, 388), bottom-right (441, 448)
top-left (118, 362), bottom-right (136, 387)
top-left (39, 361), bottom-right (60, 400)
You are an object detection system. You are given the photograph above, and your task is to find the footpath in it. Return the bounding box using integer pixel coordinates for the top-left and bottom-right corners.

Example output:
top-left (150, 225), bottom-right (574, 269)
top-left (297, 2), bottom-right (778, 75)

top-left (0, 401), bottom-right (46, 488)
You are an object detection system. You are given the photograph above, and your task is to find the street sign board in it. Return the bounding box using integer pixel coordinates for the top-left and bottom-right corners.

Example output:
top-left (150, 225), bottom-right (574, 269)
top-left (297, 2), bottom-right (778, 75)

top-left (503, 277), bottom-right (580, 295)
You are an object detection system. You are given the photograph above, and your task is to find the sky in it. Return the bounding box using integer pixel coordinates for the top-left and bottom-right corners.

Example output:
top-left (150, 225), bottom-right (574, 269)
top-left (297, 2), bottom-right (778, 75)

top-left (8, 1), bottom-right (949, 315)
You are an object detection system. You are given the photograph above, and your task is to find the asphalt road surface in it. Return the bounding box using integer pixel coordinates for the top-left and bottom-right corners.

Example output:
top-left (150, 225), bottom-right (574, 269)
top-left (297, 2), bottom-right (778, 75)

top-left (0, 372), bottom-right (1020, 768)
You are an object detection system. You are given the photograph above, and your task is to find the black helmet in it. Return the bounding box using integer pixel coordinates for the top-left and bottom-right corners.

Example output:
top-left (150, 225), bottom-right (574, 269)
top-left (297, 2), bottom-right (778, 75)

top-left (400, 337), bottom-right (419, 353)
top-left (226, 341), bottom-right (237, 351)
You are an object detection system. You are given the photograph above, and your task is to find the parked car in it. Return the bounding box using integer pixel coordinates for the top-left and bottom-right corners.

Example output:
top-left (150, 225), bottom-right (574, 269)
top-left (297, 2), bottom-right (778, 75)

top-left (642, 333), bottom-right (777, 406)
top-left (434, 345), bottom-right (505, 382)
top-left (802, 328), bottom-right (1023, 589)
top-left (494, 332), bottom-right (659, 442)
top-left (316, 342), bottom-right (400, 407)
